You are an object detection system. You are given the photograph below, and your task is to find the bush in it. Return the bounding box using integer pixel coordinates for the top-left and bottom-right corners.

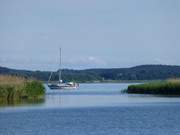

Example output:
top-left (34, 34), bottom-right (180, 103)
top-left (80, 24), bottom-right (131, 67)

top-left (24, 81), bottom-right (45, 99)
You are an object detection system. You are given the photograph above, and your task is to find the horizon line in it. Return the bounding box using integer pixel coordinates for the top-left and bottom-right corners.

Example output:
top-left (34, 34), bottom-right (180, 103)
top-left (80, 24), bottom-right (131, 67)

top-left (1, 64), bottom-right (180, 72)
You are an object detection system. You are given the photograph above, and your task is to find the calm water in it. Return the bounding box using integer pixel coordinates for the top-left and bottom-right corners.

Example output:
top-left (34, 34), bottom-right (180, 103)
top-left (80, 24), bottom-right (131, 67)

top-left (1, 83), bottom-right (180, 135)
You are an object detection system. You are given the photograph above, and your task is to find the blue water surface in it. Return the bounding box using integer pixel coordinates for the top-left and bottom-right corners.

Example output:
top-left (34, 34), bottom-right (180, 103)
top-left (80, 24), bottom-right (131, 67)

top-left (1, 83), bottom-right (180, 135)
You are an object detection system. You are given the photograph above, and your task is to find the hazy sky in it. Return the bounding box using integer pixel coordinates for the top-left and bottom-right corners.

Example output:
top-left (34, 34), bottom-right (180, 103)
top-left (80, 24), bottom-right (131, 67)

top-left (0, 0), bottom-right (180, 71)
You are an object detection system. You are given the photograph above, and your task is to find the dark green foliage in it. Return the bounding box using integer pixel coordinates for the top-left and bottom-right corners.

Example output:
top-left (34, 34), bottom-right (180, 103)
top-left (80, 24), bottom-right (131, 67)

top-left (24, 81), bottom-right (45, 99)
top-left (126, 80), bottom-right (180, 95)
top-left (1, 65), bottom-right (180, 82)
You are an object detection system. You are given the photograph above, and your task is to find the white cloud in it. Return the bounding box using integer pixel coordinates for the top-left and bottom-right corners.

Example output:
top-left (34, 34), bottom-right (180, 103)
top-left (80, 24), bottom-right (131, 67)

top-left (63, 56), bottom-right (107, 69)
top-left (87, 56), bottom-right (107, 65)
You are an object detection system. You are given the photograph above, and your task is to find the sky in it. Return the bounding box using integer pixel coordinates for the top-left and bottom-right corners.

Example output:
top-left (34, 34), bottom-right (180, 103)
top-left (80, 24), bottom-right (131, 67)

top-left (0, 0), bottom-right (180, 71)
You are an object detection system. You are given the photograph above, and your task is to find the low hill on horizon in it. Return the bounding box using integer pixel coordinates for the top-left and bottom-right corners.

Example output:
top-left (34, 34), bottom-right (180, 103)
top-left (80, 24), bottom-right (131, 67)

top-left (1, 65), bottom-right (180, 82)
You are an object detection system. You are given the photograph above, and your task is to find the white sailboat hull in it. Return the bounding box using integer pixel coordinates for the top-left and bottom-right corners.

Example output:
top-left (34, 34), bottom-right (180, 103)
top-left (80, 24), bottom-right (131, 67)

top-left (48, 83), bottom-right (79, 90)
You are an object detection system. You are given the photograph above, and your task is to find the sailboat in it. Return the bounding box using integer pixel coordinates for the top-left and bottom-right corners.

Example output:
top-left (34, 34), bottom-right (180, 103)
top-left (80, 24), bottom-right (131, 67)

top-left (47, 48), bottom-right (79, 90)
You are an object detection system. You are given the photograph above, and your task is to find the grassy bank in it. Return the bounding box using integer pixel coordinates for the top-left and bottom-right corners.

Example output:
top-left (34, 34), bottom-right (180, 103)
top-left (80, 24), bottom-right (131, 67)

top-left (0, 75), bottom-right (45, 104)
top-left (126, 79), bottom-right (180, 95)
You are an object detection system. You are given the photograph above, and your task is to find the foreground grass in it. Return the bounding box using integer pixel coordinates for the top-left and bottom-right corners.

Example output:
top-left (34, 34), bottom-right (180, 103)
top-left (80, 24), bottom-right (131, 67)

top-left (126, 79), bottom-right (180, 95)
top-left (0, 75), bottom-right (45, 104)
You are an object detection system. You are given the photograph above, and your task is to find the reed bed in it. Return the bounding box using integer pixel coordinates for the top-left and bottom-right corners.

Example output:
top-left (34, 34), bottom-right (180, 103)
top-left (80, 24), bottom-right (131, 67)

top-left (126, 79), bottom-right (180, 95)
top-left (0, 75), bottom-right (45, 103)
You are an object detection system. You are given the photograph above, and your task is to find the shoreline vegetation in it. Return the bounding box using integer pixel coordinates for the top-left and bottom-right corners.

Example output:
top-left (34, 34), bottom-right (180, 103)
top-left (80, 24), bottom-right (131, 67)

top-left (45, 80), bottom-right (151, 84)
top-left (0, 75), bottom-right (45, 105)
top-left (126, 79), bottom-right (180, 95)
top-left (1, 65), bottom-right (180, 83)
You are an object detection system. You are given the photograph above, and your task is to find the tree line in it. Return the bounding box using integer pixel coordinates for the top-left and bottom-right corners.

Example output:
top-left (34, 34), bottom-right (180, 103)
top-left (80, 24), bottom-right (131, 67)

top-left (1, 65), bottom-right (180, 82)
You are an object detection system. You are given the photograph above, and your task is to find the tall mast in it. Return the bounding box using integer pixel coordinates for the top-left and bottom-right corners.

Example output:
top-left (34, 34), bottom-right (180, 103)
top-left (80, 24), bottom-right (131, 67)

top-left (59, 48), bottom-right (62, 83)
top-left (48, 71), bottom-right (53, 83)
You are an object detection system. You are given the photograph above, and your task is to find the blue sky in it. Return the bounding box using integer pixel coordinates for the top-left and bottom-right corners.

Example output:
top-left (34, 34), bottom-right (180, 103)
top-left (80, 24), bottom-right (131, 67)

top-left (0, 0), bottom-right (180, 71)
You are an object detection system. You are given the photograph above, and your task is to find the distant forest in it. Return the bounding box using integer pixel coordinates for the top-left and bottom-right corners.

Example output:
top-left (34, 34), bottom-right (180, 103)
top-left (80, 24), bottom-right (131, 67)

top-left (1, 65), bottom-right (180, 82)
